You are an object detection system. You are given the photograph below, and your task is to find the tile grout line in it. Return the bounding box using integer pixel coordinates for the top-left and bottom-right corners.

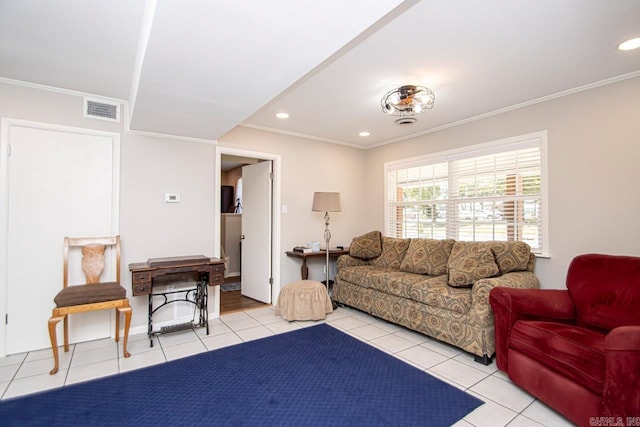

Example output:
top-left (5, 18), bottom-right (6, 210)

top-left (0, 352), bottom-right (27, 400)
top-left (62, 344), bottom-right (76, 386)
top-left (514, 399), bottom-right (542, 425)
top-left (219, 317), bottom-right (248, 344)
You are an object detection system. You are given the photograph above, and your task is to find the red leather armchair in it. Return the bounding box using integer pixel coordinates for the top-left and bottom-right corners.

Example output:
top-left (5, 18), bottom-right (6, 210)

top-left (490, 254), bottom-right (640, 426)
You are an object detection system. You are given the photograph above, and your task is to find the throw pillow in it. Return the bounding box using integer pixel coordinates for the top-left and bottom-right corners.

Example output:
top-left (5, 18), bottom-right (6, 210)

top-left (487, 241), bottom-right (531, 274)
top-left (349, 230), bottom-right (383, 260)
top-left (448, 242), bottom-right (499, 287)
top-left (400, 238), bottom-right (455, 276)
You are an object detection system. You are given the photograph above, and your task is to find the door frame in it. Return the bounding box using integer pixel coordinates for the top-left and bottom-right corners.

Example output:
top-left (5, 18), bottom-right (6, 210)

top-left (0, 118), bottom-right (120, 357)
top-left (213, 146), bottom-right (281, 315)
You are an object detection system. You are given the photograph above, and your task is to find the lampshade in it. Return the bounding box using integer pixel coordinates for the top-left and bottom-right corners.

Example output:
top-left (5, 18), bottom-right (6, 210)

top-left (312, 192), bottom-right (342, 212)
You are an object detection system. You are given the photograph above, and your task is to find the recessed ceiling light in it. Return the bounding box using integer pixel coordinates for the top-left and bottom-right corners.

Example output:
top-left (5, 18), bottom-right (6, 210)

top-left (617, 37), bottom-right (640, 51)
top-left (275, 112), bottom-right (289, 119)
top-left (359, 131), bottom-right (370, 137)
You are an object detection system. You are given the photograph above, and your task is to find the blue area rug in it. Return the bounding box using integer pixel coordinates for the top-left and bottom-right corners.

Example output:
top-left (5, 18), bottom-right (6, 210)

top-left (0, 324), bottom-right (483, 426)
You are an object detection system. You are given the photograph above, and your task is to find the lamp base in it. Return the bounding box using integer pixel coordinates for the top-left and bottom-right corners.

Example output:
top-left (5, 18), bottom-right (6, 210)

top-left (320, 279), bottom-right (334, 290)
top-left (320, 280), bottom-right (338, 310)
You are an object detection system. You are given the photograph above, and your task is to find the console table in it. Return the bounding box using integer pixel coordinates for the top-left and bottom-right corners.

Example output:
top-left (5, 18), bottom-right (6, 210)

top-left (285, 249), bottom-right (349, 280)
top-left (129, 255), bottom-right (225, 347)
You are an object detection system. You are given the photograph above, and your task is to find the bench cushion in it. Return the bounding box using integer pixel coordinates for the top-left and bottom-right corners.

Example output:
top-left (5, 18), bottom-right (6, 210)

top-left (54, 282), bottom-right (126, 307)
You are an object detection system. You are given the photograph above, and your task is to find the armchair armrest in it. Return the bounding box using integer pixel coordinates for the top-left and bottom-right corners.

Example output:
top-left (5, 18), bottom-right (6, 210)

top-left (604, 326), bottom-right (640, 418)
top-left (487, 284), bottom-right (575, 371)
top-left (336, 255), bottom-right (369, 270)
top-left (489, 287), bottom-right (576, 321)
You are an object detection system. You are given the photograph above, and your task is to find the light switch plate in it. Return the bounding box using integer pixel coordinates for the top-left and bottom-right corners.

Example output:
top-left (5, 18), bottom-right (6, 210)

top-left (165, 193), bottom-right (180, 203)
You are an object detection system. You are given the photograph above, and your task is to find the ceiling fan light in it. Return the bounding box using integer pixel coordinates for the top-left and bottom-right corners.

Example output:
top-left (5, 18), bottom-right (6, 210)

top-left (381, 85), bottom-right (435, 116)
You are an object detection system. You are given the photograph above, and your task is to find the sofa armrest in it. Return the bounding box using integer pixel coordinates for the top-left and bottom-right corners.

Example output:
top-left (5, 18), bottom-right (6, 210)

top-left (488, 286), bottom-right (575, 371)
top-left (471, 271), bottom-right (542, 324)
top-left (336, 255), bottom-right (369, 270)
top-left (604, 326), bottom-right (640, 418)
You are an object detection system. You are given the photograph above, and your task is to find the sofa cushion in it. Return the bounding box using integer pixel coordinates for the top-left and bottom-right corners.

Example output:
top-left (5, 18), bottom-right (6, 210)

top-left (409, 275), bottom-right (472, 314)
top-left (510, 320), bottom-right (606, 394)
top-left (337, 265), bottom-right (390, 288)
top-left (400, 238), bottom-right (455, 276)
top-left (349, 230), bottom-right (383, 260)
top-left (486, 241), bottom-right (531, 274)
top-left (371, 237), bottom-right (411, 270)
top-left (367, 271), bottom-right (431, 299)
top-left (448, 242), bottom-right (499, 287)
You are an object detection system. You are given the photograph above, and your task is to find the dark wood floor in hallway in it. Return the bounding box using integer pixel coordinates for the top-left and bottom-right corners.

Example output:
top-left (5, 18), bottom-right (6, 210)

top-left (220, 276), bottom-right (268, 314)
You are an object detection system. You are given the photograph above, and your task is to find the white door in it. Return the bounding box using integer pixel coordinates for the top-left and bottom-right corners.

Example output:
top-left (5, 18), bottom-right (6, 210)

top-left (241, 161), bottom-right (272, 303)
top-left (3, 121), bottom-right (118, 354)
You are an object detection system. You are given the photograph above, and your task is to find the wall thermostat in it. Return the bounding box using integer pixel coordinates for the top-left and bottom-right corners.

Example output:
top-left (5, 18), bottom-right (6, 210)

top-left (165, 193), bottom-right (180, 203)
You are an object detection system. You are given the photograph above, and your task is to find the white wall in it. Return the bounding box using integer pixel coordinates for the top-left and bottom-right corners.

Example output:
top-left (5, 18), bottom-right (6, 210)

top-left (0, 81), bottom-right (367, 335)
top-left (119, 133), bottom-right (216, 325)
top-left (0, 82), bottom-right (218, 331)
top-left (363, 76), bottom-right (640, 289)
top-left (217, 126), bottom-right (368, 286)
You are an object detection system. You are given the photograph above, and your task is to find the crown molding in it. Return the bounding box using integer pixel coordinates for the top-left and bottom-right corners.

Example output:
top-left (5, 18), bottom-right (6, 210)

top-left (238, 123), bottom-right (365, 149)
top-left (0, 77), bottom-right (126, 104)
top-left (368, 70), bottom-right (640, 149)
top-left (4, 69), bottom-right (639, 150)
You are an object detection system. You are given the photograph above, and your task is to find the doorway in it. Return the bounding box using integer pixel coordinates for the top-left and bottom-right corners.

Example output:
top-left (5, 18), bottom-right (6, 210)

top-left (215, 147), bottom-right (281, 315)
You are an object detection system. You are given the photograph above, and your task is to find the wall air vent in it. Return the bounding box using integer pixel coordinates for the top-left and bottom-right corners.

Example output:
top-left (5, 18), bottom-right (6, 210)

top-left (83, 97), bottom-right (120, 122)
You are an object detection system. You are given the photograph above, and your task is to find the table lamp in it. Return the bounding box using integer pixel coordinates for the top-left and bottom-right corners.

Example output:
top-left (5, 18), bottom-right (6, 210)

top-left (312, 192), bottom-right (342, 292)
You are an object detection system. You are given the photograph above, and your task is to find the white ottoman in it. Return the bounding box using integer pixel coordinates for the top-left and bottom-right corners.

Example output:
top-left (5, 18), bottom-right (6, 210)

top-left (275, 280), bottom-right (333, 321)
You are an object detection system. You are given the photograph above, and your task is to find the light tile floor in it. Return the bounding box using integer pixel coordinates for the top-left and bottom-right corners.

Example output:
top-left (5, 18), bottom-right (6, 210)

top-left (0, 306), bottom-right (573, 426)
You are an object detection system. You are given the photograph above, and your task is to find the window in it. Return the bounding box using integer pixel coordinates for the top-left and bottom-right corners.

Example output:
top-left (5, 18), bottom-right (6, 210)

top-left (385, 131), bottom-right (547, 255)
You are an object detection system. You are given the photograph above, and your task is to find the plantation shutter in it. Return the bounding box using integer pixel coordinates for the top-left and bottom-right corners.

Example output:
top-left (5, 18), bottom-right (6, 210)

top-left (385, 134), bottom-right (545, 254)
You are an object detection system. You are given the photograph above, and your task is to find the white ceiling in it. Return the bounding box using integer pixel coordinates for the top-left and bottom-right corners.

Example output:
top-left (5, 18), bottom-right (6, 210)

top-left (1, 0), bottom-right (639, 149)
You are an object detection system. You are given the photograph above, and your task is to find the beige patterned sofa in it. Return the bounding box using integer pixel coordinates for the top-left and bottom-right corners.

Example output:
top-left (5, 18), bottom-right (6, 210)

top-left (333, 231), bottom-right (539, 364)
